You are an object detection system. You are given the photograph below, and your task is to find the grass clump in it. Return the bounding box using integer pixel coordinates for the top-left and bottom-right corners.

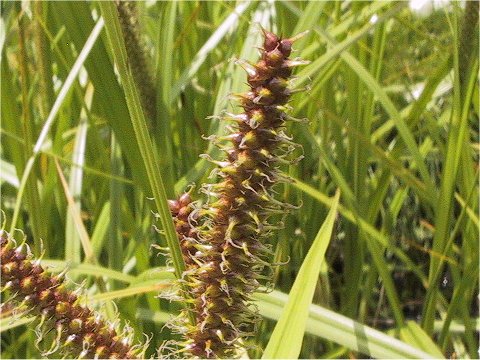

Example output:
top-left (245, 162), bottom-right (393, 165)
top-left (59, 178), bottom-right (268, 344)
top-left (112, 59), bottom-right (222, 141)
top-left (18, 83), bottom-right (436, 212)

top-left (0, 1), bottom-right (477, 359)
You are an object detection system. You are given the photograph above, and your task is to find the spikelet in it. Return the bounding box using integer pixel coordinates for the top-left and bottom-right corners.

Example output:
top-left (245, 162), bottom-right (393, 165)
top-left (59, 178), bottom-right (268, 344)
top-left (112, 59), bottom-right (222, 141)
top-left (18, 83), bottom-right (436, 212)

top-left (167, 191), bottom-right (201, 271)
top-left (0, 231), bottom-right (145, 359)
top-left (165, 30), bottom-right (308, 359)
top-left (115, 0), bottom-right (157, 122)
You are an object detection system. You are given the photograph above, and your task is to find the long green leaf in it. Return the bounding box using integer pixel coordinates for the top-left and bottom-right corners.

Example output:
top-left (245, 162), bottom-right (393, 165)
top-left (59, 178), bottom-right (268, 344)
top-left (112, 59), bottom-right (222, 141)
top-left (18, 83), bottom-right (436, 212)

top-left (263, 190), bottom-right (340, 359)
top-left (255, 291), bottom-right (438, 359)
top-left (399, 321), bottom-right (444, 358)
top-left (98, 2), bottom-right (191, 322)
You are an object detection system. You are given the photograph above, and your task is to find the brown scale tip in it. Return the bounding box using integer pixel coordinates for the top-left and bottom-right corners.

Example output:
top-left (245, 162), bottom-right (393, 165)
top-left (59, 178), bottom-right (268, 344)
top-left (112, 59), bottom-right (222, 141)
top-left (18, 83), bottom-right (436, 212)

top-left (179, 192), bottom-right (192, 207)
top-left (261, 28), bottom-right (280, 51)
top-left (168, 199), bottom-right (181, 214)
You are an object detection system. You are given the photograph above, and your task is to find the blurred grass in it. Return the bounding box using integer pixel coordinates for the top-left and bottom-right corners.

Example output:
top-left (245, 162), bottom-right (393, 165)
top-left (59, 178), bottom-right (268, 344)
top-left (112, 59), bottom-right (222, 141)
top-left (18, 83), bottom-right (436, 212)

top-left (0, 1), bottom-right (478, 359)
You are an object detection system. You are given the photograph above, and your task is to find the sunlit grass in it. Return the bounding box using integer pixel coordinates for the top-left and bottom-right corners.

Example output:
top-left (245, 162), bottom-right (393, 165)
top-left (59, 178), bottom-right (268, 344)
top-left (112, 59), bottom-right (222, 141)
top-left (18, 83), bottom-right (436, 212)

top-left (0, 1), bottom-right (478, 358)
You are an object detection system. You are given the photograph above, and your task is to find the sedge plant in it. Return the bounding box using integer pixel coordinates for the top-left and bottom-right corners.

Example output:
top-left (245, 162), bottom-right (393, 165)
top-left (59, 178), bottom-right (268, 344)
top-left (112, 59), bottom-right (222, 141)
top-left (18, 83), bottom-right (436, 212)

top-left (1, 1), bottom-right (478, 360)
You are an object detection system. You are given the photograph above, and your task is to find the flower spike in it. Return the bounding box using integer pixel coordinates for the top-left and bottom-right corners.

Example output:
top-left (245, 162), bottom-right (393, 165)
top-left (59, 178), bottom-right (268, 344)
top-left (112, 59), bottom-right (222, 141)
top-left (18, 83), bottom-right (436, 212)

top-left (0, 231), bottom-right (145, 359)
top-left (164, 30), bottom-right (308, 359)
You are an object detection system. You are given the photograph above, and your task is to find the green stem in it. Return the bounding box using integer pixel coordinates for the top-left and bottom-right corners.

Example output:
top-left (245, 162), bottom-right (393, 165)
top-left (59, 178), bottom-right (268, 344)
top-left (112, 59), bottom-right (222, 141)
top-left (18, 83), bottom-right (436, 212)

top-left (98, 1), bottom-right (192, 324)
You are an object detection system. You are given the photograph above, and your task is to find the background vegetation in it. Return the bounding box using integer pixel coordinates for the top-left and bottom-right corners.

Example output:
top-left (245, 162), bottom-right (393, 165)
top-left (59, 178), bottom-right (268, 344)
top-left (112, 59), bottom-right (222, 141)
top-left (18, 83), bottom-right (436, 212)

top-left (1, 1), bottom-right (478, 358)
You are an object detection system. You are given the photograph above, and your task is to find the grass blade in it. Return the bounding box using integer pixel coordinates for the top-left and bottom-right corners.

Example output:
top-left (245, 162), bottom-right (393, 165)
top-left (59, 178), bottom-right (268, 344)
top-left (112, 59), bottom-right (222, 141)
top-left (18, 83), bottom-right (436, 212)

top-left (263, 190), bottom-right (340, 359)
top-left (399, 321), bottom-right (444, 358)
top-left (256, 291), bottom-right (438, 359)
top-left (98, 1), bottom-right (191, 319)
top-left (169, 1), bottom-right (251, 103)
top-left (64, 84), bottom-right (92, 264)
top-left (8, 17), bottom-right (104, 235)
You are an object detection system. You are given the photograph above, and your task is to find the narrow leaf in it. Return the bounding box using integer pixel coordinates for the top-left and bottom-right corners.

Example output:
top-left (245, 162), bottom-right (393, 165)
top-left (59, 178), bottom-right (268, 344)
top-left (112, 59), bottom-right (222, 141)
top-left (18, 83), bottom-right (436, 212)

top-left (255, 291), bottom-right (438, 359)
top-left (399, 321), bottom-right (444, 358)
top-left (263, 190), bottom-right (340, 359)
